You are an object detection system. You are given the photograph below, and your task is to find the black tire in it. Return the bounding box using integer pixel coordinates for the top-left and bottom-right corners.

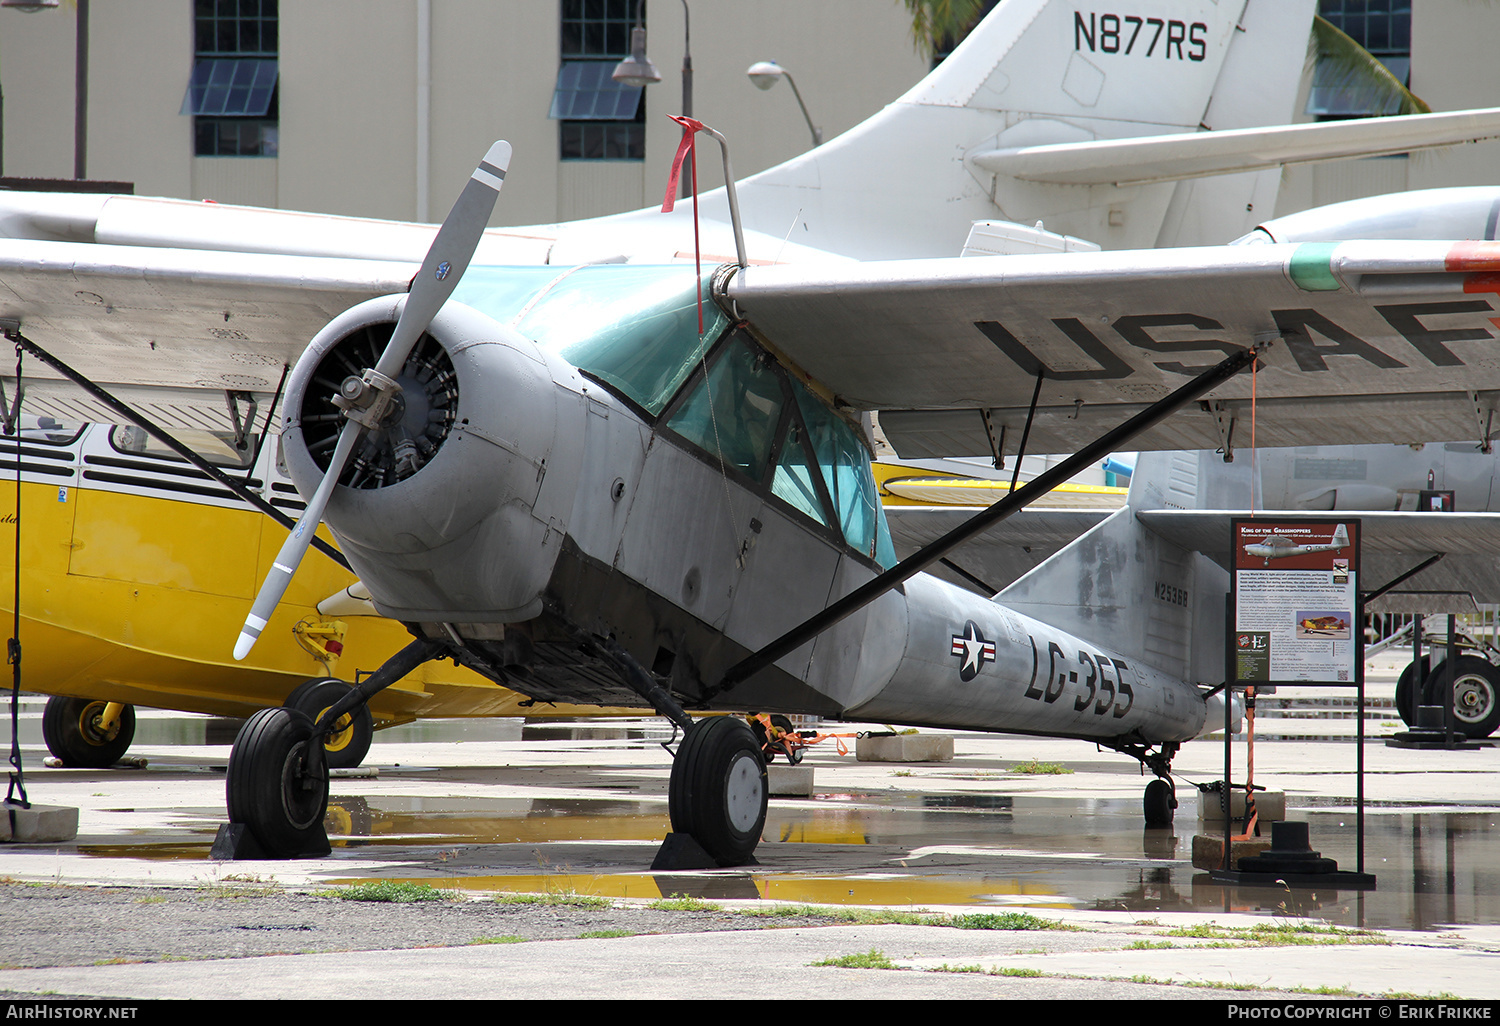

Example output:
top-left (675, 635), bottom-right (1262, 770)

top-left (226, 707), bottom-right (330, 857)
top-left (669, 717), bottom-right (767, 866)
top-left (1427, 656), bottom-right (1500, 738)
top-left (41, 697), bottom-right (135, 768)
top-left (283, 678), bottom-right (373, 769)
top-left (1395, 657), bottom-right (1430, 726)
top-left (1143, 778), bottom-right (1175, 827)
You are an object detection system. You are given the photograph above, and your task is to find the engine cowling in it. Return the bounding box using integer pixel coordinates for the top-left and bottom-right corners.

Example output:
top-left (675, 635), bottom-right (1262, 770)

top-left (281, 296), bottom-right (580, 622)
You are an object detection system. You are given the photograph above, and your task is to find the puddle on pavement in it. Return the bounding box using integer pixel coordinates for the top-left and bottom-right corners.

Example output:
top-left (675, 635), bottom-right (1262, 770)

top-left (63, 789), bottom-right (1500, 932)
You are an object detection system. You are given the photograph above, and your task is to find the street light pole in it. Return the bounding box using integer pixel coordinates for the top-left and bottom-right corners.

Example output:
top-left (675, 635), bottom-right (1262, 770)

top-left (678, 0), bottom-right (692, 199)
top-left (73, 0), bottom-right (87, 180)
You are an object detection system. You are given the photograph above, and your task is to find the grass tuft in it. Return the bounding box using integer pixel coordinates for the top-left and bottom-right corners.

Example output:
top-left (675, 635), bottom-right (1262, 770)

top-left (323, 881), bottom-right (456, 903)
top-left (813, 949), bottom-right (899, 969)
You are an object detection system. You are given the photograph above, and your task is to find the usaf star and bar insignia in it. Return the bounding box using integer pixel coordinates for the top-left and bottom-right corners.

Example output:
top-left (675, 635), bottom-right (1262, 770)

top-left (950, 620), bottom-right (996, 682)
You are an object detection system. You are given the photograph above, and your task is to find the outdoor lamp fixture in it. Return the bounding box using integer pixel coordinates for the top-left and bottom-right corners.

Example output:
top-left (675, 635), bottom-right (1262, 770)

top-left (746, 60), bottom-right (822, 147)
top-left (611, 26), bottom-right (662, 87)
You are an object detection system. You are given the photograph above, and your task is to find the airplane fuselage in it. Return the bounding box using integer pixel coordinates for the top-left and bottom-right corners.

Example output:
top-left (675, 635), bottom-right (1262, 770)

top-left (282, 267), bottom-right (1217, 748)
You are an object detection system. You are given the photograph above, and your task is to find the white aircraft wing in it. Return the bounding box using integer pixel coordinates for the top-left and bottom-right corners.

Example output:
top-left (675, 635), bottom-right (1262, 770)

top-left (5, 229), bottom-right (1500, 456)
top-left (1138, 509), bottom-right (1500, 604)
top-left (725, 240), bottom-right (1500, 457)
top-left (0, 239), bottom-right (415, 429)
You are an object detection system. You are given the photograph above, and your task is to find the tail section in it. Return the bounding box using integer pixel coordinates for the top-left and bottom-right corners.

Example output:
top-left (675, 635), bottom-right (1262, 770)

top-left (998, 450), bottom-right (1228, 684)
top-left (730, 0), bottom-right (1316, 257)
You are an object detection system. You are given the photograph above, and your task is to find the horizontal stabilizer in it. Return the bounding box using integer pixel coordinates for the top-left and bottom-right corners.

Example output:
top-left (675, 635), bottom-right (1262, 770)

top-left (1138, 509), bottom-right (1500, 604)
top-left (969, 107), bottom-right (1500, 187)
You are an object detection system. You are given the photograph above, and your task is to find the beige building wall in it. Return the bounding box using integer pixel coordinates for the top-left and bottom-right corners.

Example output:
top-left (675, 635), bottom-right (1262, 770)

top-left (0, 0), bottom-right (926, 227)
top-left (0, 2), bottom-right (1493, 231)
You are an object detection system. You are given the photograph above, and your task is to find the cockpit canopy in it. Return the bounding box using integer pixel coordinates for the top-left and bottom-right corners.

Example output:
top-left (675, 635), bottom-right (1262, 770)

top-left (453, 265), bottom-right (895, 568)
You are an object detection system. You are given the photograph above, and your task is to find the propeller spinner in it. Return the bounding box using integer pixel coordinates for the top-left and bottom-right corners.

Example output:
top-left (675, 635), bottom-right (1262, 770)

top-left (233, 141), bottom-right (512, 660)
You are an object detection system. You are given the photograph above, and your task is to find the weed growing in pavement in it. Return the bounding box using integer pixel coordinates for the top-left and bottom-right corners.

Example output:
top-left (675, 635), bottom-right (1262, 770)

top-left (812, 949), bottom-right (899, 969)
top-left (647, 895), bottom-right (721, 912)
top-left (1011, 760), bottom-right (1073, 775)
top-left (322, 881), bottom-right (457, 903)
top-left (493, 891), bottom-right (612, 909)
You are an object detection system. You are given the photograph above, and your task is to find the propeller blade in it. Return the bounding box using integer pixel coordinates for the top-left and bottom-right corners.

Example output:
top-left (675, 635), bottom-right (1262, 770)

top-left (233, 141), bottom-right (512, 661)
top-left (377, 140), bottom-right (512, 380)
top-left (234, 421), bottom-right (359, 660)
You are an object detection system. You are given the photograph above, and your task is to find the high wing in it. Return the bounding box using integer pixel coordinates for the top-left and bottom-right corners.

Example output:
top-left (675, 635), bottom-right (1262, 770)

top-left (5, 232), bottom-right (1500, 456)
top-left (723, 239), bottom-right (1500, 457)
top-left (1137, 509), bottom-right (1500, 605)
top-left (0, 240), bottom-right (414, 430)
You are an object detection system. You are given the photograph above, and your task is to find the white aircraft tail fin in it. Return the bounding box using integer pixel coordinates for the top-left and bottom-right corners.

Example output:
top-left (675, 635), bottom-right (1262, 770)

top-left (1331, 523), bottom-right (1351, 549)
top-left (998, 451), bottom-right (1227, 683)
top-left (732, 0), bottom-right (1320, 256)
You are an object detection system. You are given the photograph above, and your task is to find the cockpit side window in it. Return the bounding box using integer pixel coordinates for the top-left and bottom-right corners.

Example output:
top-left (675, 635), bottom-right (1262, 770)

top-left (660, 332), bottom-right (897, 570)
top-left (790, 387), bottom-right (896, 568)
top-left (109, 425), bottom-right (256, 469)
top-left (0, 415), bottom-right (85, 446)
top-left (665, 337), bottom-right (785, 484)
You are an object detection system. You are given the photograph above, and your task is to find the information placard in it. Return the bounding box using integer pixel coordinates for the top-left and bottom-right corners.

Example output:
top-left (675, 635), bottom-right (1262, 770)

top-left (1232, 518), bottom-right (1361, 686)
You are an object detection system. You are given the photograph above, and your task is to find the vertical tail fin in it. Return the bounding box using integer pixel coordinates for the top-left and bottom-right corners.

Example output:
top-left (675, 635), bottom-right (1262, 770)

top-left (734, 0), bottom-right (1317, 257)
top-left (998, 450), bottom-right (1228, 682)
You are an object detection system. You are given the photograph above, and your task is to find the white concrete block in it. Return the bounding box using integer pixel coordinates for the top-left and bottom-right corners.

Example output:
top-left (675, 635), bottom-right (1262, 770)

top-left (855, 734), bottom-right (954, 763)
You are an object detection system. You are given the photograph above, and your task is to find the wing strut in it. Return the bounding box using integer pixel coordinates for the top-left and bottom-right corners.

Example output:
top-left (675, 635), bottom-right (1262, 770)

top-left (711, 338), bottom-right (1274, 698)
top-left (0, 322), bottom-right (350, 572)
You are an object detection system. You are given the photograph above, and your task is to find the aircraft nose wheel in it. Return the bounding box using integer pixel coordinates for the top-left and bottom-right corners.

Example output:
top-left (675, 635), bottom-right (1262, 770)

top-left (668, 716), bottom-right (768, 866)
top-left (225, 707), bottom-right (331, 858)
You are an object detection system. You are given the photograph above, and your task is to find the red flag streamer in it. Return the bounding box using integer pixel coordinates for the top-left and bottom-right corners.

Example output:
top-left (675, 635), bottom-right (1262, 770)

top-left (663, 115), bottom-right (705, 334)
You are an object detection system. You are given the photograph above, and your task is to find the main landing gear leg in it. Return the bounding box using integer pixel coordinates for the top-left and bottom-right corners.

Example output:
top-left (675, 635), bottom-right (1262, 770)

top-left (1107, 741), bottom-right (1180, 828)
top-left (217, 638), bottom-right (441, 859)
top-left (594, 637), bottom-right (767, 867)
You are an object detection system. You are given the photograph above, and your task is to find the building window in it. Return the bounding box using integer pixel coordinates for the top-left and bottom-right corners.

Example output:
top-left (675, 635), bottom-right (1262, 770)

top-left (551, 0), bottom-right (645, 161)
top-left (1308, 0), bottom-right (1412, 119)
top-left (182, 0), bottom-right (279, 157)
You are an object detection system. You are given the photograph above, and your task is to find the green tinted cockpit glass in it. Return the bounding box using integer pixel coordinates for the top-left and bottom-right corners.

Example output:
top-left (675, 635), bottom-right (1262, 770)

top-left (452, 265), bottom-right (729, 415)
top-left (792, 387), bottom-right (892, 566)
top-left (770, 423), bottom-right (829, 527)
top-left (667, 338), bottom-right (785, 484)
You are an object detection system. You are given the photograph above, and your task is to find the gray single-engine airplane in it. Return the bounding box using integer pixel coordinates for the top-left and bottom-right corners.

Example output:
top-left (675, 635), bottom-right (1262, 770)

top-left (1242, 523), bottom-right (1351, 565)
top-left (8, 0), bottom-right (1500, 863)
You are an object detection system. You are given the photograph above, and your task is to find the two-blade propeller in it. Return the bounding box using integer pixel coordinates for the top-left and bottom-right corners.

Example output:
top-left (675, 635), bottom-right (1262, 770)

top-left (233, 141), bottom-right (512, 660)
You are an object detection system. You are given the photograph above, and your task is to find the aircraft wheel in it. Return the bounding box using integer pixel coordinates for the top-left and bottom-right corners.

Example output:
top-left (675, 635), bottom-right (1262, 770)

top-left (226, 707), bottom-right (330, 857)
top-left (669, 716), bottom-right (767, 866)
top-left (1395, 657), bottom-right (1430, 726)
top-left (283, 678), bottom-right (373, 769)
top-left (1428, 657), bottom-right (1500, 738)
top-left (41, 697), bottom-right (136, 768)
top-left (1143, 778), bottom-right (1175, 827)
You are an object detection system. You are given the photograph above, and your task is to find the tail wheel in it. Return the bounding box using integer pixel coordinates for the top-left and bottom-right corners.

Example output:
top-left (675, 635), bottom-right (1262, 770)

top-left (41, 697), bottom-right (136, 768)
top-left (1428, 657), bottom-right (1500, 738)
top-left (1143, 778), bottom-right (1175, 827)
top-left (226, 707), bottom-right (330, 857)
top-left (669, 717), bottom-right (767, 866)
top-left (283, 677), bottom-right (374, 769)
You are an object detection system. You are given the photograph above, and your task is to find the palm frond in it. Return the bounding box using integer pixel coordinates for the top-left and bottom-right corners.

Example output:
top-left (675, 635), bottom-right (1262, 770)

top-left (1308, 14), bottom-right (1430, 117)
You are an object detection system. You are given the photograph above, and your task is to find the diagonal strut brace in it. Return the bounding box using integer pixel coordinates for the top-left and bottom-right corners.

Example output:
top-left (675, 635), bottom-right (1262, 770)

top-left (0, 324), bottom-right (350, 572)
top-left (710, 339), bottom-right (1273, 699)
